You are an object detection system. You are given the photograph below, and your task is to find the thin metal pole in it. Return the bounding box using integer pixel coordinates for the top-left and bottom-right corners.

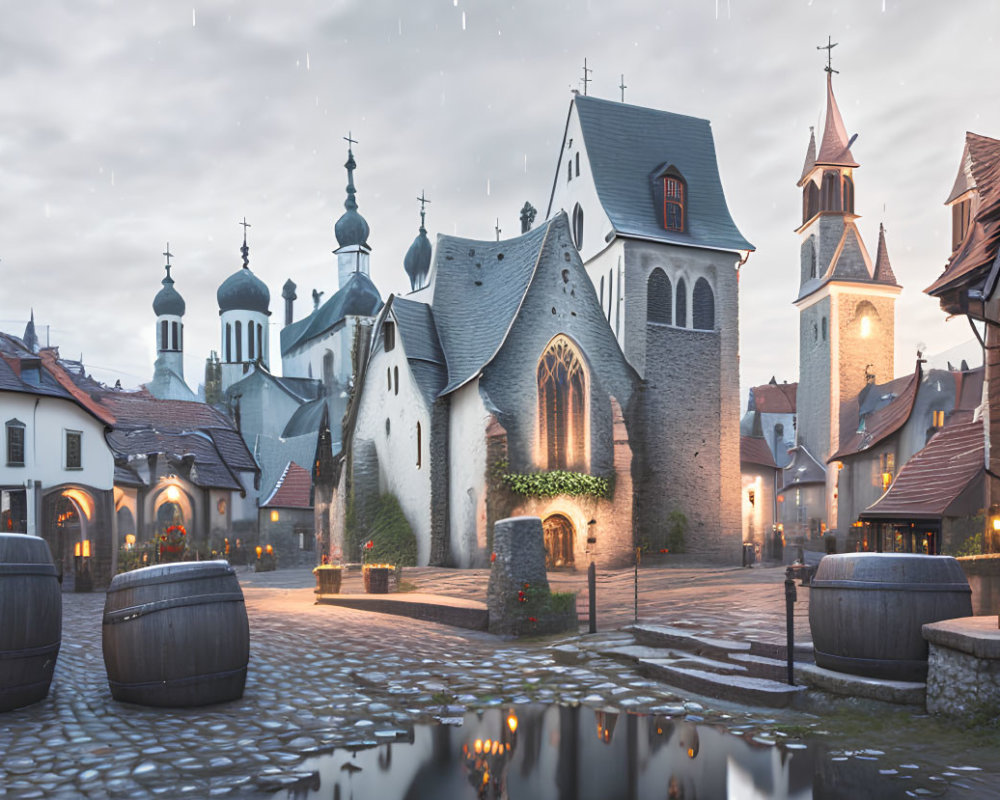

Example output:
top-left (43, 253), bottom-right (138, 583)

top-left (588, 561), bottom-right (597, 634)
top-left (634, 547), bottom-right (640, 624)
top-left (784, 574), bottom-right (797, 686)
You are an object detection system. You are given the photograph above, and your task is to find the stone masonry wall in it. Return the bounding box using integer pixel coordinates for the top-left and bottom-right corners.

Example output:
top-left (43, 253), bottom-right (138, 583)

top-left (796, 296), bottom-right (831, 462)
top-left (926, 643), bottom-right (1000, 717)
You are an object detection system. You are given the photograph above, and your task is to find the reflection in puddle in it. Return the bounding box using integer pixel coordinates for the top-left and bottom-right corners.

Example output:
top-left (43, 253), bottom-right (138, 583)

top-left (289, 705), bottom-right (923, 799)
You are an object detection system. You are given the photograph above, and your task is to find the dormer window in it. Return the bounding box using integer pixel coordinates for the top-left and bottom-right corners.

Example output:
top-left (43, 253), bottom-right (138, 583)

top-left (952, 198), bottom-right (972, 251)
top-left (664, 176), bottom-right (685, 231)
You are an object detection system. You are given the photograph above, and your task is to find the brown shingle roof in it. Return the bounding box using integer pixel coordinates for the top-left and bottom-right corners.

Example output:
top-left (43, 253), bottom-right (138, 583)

top-left (830, 364), bottom-right (921, 462)
top-left (261, 461), bottom-right (312, 508)
top-left (815, 73), bottom-right (858, 168)
top-left (860, 419), bottom-right (984, 520)
top-left (751, 382), bottom-right (797, 414)
top-left (926, 132), bottom-right (1000, 297)
top-left (99, 391), bottom-right (232, 431)
top-left (741, 436), bottom-right (778, 469)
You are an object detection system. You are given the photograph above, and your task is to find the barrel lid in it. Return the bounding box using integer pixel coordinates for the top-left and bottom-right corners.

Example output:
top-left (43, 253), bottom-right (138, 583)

top-left (813, 553), bottom-right (969, 585)
top-left (109, 560), bottom-right (235, 592)
top-left (0, 533), bottom-right (54, 565)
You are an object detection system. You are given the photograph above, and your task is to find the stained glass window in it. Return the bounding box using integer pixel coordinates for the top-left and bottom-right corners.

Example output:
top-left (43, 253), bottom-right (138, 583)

top-left (538, 336), bottom-right (588, 470)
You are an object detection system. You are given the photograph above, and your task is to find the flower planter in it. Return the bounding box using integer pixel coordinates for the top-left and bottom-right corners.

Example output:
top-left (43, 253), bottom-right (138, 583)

top-left (363, 565), bottom-right (392, 594)
top-left (313, 566), bottom-right (342, 594)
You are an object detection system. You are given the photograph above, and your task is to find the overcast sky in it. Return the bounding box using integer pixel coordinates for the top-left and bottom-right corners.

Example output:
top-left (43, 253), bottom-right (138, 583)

top-left (1, 1), bottom-right (995, 400)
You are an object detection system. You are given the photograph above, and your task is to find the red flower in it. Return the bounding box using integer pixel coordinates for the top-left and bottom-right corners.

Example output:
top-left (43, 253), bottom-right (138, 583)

top-left (660, 548), bottom-right (669, 553)
top-left (490, 552), bottom-right (497, 563)
top-left (523, 582), bottom-right (530, 589)
top-left (528, 617), bottom-right (537, 623)
top-left (364, 540), bottom-right (374, 550)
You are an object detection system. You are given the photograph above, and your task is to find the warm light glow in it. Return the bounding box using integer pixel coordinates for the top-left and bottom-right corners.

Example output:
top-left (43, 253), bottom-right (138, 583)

top-left (265, 544), bottom-right (273, 554)
top-left (993, 518), bottom-right (1000, 532)
top-left (255, 546), bottom-right (263, 558)
top-left (860, 316), bottom-right (872, 338)
top-left (687, 748), bottom-right (695, 758)
top-left (165, 485), bottom-right (181, 502)
top-left (507, 711), bottom-right (518, 734)
top-left (74, 542), bottom-right (81, 557)
top-left (882, 472), bottom-right (892, 491)
top-left (61, 488), bottom-right (94, 520)
top-left (82, 539), bottom-right (91, 558)
top-left (125, 534), bottom-right (136, 548)
top-left (270, 510), bottom-right (280, 522)
top-left (473, 739), bottom-right (483, 754)
top-left (483, 740), bottom-right (492, 753)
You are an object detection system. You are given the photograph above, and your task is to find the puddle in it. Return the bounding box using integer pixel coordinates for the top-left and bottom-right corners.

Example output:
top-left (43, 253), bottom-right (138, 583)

top-left (264, 704), bottom-right (989, 799)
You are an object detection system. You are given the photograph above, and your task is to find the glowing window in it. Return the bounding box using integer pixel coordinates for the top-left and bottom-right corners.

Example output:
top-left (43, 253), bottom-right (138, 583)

top-left (537, 336), bottom-right (588, 470)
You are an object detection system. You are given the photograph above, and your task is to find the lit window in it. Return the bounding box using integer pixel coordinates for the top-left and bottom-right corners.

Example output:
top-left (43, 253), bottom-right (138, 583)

top-left (860, 316), bottom-right (871, 338)
top-left (65, 431), bottom-right (82, 470)
top-left (664, 177), bottom-right (684, 232)
top-left (6, 420), bottom-right (25, 466)
top-left (537, 336), bottom-right (588, 470)
top-left (932, 409), bottom-right (945, 428)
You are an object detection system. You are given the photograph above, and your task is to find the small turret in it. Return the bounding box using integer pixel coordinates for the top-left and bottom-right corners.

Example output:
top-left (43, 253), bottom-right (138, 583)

top-left (403, 191), bottom-right (432, 291)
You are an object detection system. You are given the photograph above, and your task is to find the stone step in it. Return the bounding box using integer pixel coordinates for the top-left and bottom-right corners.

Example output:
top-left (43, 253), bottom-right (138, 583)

top-left (637, 659), bottom-right (807, 708)
top-left (629, 624), bottom-right (751, 661)
top-left (749, 639), bottom-right (815, 664)
top-left (729, 652), bottom-right (792, 682)
top-left (598, 644), bottom-right (748, 676)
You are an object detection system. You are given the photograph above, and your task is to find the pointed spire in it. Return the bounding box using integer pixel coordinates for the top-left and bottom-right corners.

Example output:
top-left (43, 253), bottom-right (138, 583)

top-left (872, 222), bottom-right (898, 285)
top-left (334, 132), bottom-right (371, 249)
top-left (23, 309), bottom-right (38, 353)
top-left (816, 72), bottom-right (858, 167)
top-left (800, 126), bottom-right (817, 183)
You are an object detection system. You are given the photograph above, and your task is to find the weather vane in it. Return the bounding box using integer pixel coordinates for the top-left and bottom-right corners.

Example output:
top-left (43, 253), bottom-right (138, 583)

top-left (581, 58), bottom-right (592, 96)
top-left (417, 190), bottom-right (431, 227)
top-left (619, 74), bottom-right (627, 102)
top-left (239, 217), bottom-right (251, 268)
top-left (163, 243), bottom-right (173, 276)
top-left (817, 36), bottom-right (839, 74)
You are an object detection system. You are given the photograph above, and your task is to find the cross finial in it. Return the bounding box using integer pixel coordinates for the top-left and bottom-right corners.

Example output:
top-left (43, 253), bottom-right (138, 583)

top-left (495, 218), bottom-right (502, 241)
top-left (817, 35), bottom-right (839, 74)
top-left (239, 217), bottom-right (251, 268)
top-left (344, 131), bottom-right (358, 150)
top-left (581, 58), bottom-right (592, 96)
top-left (417, 190), bottom-right (431, 230)
top-left (619, 73), bottom-right (627, 103)
top-left (163, 243), bottom-right (173, 267)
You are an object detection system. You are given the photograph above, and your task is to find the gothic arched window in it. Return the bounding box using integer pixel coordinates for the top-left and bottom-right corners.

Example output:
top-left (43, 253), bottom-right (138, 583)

top-left (647, 268), bottom-right (672, 325)
top-left (821, 171), bottom-right (840, 212)
top-left (692, 277), bottom-right (714, 330)
top-left (225, 323), bottom-right (232, 363)
top-left (537, 336), bottom-right (588, 471)
top-left (235, 321), bottom-right (242, 362)
top-left (842, 174), bottom-right (854, 214)
top-left (675, 278), bottom-right (688, 328)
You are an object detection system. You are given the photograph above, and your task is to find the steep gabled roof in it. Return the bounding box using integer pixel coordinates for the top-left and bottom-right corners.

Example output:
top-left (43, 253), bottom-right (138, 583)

top-left (861, 418), bottom-right (984, 520)
top-left (780, 444), bottom-right (826, 491)
top-left (550, 94), bottom-right (752, 253)
top-left (741, 436), bottom-right (778, 469)
top-left (261, 461), bottom-right (312, 508)
top-left (927, 132), bottom-right (1000, 298)
top-left (280, 271), bottom-right (383, 356)
top-left (430, 216), bottom-right (554, 395)
top-left (386, 296), bottom-right (447, 406)
top-left (830, 363), bottom-right (922, 462)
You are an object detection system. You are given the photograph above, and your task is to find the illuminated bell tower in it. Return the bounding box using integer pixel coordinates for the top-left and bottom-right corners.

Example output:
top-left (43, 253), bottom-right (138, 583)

top-left (793, 47), bottom-right (901, 531)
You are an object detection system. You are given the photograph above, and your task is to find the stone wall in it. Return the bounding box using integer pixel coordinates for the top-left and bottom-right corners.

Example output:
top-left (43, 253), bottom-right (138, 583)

top-left (926, 643), bottom-right (1000, 717)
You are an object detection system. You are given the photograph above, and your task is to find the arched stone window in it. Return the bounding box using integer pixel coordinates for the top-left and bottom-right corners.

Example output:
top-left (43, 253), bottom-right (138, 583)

top-left (647, 268), bottom-right (672, 325)
top-left (675, 278), bottom-right (688, 328)
top-left (821, 171), bottom-right (840, 211)
top-left (572, 203), bottom-right (584, 251)
top-left (803, 181), bottom-right (820, 223)
top-left (235, 321), bottom-right (242, 362)
top-left (692, 277), bottom-right (715, 330)
top-left (225, 323), bottom-right (232, 363)
top-left (537, 336), bottom-right (588, 471)
top-left (842, 174), bottom-right (854, 214)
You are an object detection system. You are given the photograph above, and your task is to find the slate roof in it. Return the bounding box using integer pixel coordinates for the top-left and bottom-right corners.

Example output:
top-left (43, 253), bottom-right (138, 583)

top-left (282, 398), bottom-right (328, 439)
top-left (105, 428), bottom-right (245, 491)
top-left (861, 419), bottom-right (984, 520)
top-left (280, 271), bottom-right (383, 356)
top-left (741, 436), bottom-right (778, 469)
top-left (750, 381), bottom-right (797, 414)
top-left (430, 216), bottom-right (554, 394)
top-left (830, 364), bottom-right (921, 462)
top-left (261, 461), bottom-right (313, 508)
top-left (387, 296), bottom-right (447, 406)
top-left (927, 132), bottom-right (1000, 299)
top-left (553, 94), bottom-right (753, 253)
top-left (795, 221), bottom-right (897, 303)
top-left (779, 445), bottom-right (826, 491)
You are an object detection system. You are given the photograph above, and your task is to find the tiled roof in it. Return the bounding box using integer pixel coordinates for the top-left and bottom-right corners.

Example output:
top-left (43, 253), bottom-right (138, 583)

top-left (780, 445), bottom-right (826, 491)
top-left (430, 216), bottom-right (553, 394)
top-left (872, 223), bottom-right (898, 286)
top-left (387, 296), bottom-right (447, 406)
top-left (106, 428), bottom-right (245, 490)
top-left (741, 436), bottom-right (778, 469)
top-left (261, 461), bottom-right (313, 508)
top-left (557, 94), bottom-right (753, 253)
top-left (814, 73), bottom-right (858, 168)
top-left (751, 382), bottom-right (797, 414)
top-left (279, 271), bottom-right (383, 356)
top-left (861, 419), bottom-right (984, 520)
top-left (830, 364), bottom-right (921, 461)
top-left (926, 132), bottom-right (1000, 297)
top-left (99, 390), bottom-right (232, 431)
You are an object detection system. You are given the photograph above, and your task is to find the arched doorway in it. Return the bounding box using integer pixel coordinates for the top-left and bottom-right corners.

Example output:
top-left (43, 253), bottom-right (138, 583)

top-left (543, 514), bottom-right (575, 569)
top-left (44, 490), bottom-right (94, 592)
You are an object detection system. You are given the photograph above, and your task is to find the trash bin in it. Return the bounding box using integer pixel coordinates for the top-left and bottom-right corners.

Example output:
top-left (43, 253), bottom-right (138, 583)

top-left (742, 542), bottom-right (756, 567)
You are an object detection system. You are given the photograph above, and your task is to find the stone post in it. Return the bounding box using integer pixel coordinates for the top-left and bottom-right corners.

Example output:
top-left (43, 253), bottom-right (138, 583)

top-left (487, 516), bottom-right (550, 635)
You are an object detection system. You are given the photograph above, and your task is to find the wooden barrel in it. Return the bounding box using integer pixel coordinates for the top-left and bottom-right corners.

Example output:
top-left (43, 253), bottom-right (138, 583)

top-left (102, 560), bottom-right (249, 707)
top-left (809, 553), bottom-right (972, 681)
top-left (0, 533), bottom-right (62, 712)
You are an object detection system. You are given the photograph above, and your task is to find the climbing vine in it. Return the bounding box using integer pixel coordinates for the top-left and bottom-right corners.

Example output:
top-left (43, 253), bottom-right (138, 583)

top-left (502, 470), bottom-right (611, 499)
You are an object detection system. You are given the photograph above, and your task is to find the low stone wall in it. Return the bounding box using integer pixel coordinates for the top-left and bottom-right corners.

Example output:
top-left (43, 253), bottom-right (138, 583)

top-left (957, 555), bottom-right (1000, 615)
top-left (923, 616), bottom-right (1000, 717)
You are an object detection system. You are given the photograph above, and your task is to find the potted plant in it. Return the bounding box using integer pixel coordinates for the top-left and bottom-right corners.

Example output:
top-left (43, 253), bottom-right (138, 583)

top-left (158, 524), bottom-right (187, 563)
top-left (361, 540), bottom-right (392, 594)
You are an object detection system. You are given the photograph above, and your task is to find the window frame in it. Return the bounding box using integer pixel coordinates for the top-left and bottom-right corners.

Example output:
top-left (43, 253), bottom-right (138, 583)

top-left (537, 335), bottom-right (589, 471)
top-left (663, 176), bottom-right (685, 232)
top-left (6, 419), bottom-right (25, 467)
top-left (65, 430), bottom-right (83, 470)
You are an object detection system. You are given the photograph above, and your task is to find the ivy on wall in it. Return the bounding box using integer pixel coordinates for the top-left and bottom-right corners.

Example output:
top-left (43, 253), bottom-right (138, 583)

top-left (501, 470), bottom-right (611, 500)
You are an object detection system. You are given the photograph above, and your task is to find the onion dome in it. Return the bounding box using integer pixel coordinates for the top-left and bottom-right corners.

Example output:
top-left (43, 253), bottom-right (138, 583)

top-left (217, 231), bottom-right (270, 314)
top-left (403, 194), bottom-right (432, 290)
top-left (153, 264), bottom-right (186, 316)
top-left (334, 144), bottom-right (371, 248)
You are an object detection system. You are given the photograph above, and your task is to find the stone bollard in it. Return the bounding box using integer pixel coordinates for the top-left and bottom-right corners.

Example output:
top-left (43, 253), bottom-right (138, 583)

top-left (487, 516), bottom-right (550, 636)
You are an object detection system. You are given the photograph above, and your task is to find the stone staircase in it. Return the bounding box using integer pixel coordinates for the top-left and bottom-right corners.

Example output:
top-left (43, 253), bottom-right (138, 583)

top-left (591, 623), bottom-right (814, 708)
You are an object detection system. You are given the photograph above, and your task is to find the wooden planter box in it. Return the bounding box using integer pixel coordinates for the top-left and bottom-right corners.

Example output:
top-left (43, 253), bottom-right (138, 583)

top-left (363, 566), bottom-right (392, 594)
top-left (313, 566), bottom-right (342, 594)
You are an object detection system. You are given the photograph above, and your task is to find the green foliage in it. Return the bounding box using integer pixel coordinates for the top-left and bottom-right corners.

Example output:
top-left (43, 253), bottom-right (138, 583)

top-left (502, 470), bottom-right (610, 499)
top-left (953, 532), bottom-right (985, 558)
top-left (366, 493), bottom-right (417, 567)
top-left (666, 510), bottom-right (688, 554)
top-left (344, 489), bottom-right (362, 561)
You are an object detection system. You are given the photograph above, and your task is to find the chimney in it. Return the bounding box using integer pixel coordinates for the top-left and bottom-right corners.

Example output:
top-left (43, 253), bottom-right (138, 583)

top-left (282, 279), bottom-right (297, 327)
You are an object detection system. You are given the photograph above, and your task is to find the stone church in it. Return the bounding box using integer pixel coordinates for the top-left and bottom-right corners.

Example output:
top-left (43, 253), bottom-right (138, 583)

top-left (335, 93), bottom-right (753, 568)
